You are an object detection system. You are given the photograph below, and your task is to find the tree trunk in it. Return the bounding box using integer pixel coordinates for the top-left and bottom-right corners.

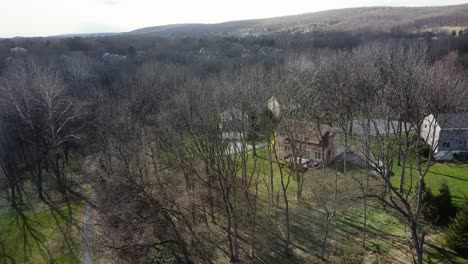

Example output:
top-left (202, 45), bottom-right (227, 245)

top-left (399, 139), bottom-right (409, 195)
top-left (221, 176), bottom-right (239, 263)
top-left (163, 212), bottom-right (193, 264)
top-left (37, 169), bottom-right (44, 200)
top-left (250, 174), bottom-right (259, 258)
top-left (226, 201), bottom-right (240, 263)
top-left (321, 211), bottom-right (332, 261)
top-left (363, 196), bottom-right (368, 247)
top-left (16, 182), bottom-right (23, 204)
top-left (411, 222), bottom-right (424, 264)
top-left (343, 131), bottom-right (348, 177)
top-left (277, 157), bottom-right (292, 256)
top-left (251, 138), bottom-right (257, 157)
top-left (283, 189), bottom-right (292, 256)
top-left (295, 162), bottom-right (302, 201)
top-left (232, 212), bottom-right (239, 263)
top-left (53, 156), bottom-right (67, 195)
top-left (397, 120), bottom-right (402, 166)
top-left (205, 162), bottom-right (216, 223)
top-left (10, 185), bottom-right (18, 208)
top-left (267, 144), bottom-right (275, 212)
top-left (225, 202), bottom-right (236, 262)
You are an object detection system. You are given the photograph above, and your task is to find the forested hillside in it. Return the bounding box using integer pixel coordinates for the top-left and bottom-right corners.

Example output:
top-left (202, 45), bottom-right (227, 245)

top-left (131, 4), bottom-right (468, 36)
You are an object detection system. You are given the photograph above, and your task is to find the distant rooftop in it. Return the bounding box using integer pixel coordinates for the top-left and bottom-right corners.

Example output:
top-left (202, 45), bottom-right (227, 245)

top-left (437, 113), bottom-right (468, 129)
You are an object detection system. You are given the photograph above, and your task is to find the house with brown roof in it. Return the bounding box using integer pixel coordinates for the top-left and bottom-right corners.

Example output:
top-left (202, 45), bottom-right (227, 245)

top-left (274, 119), bottom-right (341, 165)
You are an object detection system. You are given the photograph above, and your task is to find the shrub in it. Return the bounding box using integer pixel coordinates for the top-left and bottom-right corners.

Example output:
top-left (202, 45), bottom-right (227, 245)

top-left (423, 185), bottom-right (437, 220)
top-left (454, 152), bottom-right (468, 164)
top-left (445, 198), bottom-right (468, 257)
top-left (423, 181), bottom-right (457, 226)
top-left (417, 144), bottom-right (432, 160)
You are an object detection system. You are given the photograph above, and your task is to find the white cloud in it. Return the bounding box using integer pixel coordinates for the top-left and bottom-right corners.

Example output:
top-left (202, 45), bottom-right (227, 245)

top-left (0, 0), bottom-right (467, 37)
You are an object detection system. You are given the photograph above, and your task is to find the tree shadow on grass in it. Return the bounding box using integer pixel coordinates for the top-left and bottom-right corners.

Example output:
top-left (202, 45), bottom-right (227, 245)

top-left (0, 193), bottom-right (83, 264)
top-left (428, 170), bottom-right (468, 182)
top-left (252, 213), bottom-right (310, 264)
top-left (425, 242), bottom-right (468, 264)
top-left (399, 164), bottom-right (468, 182)
top-left (336, 209), bottom-right (413, 264)
top-left (0, 240), bottom-right (16, 264)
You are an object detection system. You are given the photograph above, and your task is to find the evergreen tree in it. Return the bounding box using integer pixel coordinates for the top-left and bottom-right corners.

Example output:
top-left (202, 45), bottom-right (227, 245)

top-left (423, 181), bottom-right (457, 225)
top-left (423, 185), bottom-right (437, 220)
top-left (445, 198), bottom-right (468, 257)
top-left (437, 181), bottom-right (457, 225)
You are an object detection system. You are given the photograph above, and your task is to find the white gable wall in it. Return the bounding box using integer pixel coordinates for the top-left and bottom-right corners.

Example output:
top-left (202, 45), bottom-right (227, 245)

top-left (267, 96), bottom-right (281, 117)
top-left (420, 114), bottom-right (442, 152)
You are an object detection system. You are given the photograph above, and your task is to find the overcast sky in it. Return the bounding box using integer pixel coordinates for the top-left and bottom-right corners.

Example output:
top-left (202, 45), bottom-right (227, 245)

top-left (1, 0), bottom-right (467, 38)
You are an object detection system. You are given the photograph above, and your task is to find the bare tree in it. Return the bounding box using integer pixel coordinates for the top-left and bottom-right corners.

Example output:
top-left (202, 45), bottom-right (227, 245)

top-left (61, 53), bottom-right (97, 97)
top-left (345, 41), bottom-right (467, 264)
top-left (0, 119), bottom-right (22, 208)
top-left (0, 59), bottom-right (85, 199)
top-left (274, 55), bottom-right (319, 201)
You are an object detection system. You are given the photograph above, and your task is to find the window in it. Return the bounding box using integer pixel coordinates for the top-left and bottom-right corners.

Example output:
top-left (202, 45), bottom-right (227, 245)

top-left (424, 124), bottom-right (427, 128)
top-left (305, 151), bottom-right (311, 159)
top-left (315, 152), bottom-right (321, 159)
top-left (442, 142), bottom-right (451, 148)
top-left (279, 132), bottom-right (285, 138)
top-left (285, 146), bottom-right (291, 152)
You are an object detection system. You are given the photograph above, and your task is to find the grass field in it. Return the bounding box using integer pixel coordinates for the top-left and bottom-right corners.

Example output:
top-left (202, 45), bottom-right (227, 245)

top-left (246, 147), bottom-right (468, 263)
top-left (0, 183), bottom-right (85, 264)
top-left (391, 161), bottom-right (468, 205)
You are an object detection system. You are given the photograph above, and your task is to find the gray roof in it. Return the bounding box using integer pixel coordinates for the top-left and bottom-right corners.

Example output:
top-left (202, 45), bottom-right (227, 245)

top-left (437, 113), bottom-right (468, 129)
top-left (351, 119), bottom-right (413, 136)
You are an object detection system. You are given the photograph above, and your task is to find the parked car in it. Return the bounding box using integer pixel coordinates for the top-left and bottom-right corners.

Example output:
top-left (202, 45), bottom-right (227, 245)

top-left (284, 157), bottom-right (323, 171)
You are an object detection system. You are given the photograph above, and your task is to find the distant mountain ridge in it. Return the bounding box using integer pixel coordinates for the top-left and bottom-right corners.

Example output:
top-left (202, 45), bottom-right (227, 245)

top-left (129, 4), bottom-right (468, 36)
top-left (4, 4), bottom-right (468, 39)
top-left (50, 32), bottom-right (122, 38)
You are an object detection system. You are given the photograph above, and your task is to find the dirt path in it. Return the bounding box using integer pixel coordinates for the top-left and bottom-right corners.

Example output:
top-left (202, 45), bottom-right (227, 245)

top-left (83, 192), bottom-right (95, 264)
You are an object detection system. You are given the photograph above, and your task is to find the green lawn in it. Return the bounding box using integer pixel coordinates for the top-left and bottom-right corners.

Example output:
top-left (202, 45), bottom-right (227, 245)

top-left (0, 194), bottom-right (85, 264)
top-left (245, 147), bottom-right (306, 197)
top-left (366, 132), bottom-right (468, 205)
top-left (391, 161), bottom-right (468, 205)
top-left (247, 147), bottom-right (468, 263)
top-left (342, 205), bottom-right (468, 264)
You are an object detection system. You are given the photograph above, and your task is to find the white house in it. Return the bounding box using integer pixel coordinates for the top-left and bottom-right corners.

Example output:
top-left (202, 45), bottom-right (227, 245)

top-left (9, 47), bottom-right (28, 57)
top-left (102, 52), bottom-right (126, 64)
top-left (267, 95), bottom-right (297, 117)
top-left (220, 108), bottom-right (267, 154)
top-left (421, 113), bottom-right (468, 161)
top-left (220, 108), bottom-right (247, 141)
top-left (267, 96), bottom-right (282, 117)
